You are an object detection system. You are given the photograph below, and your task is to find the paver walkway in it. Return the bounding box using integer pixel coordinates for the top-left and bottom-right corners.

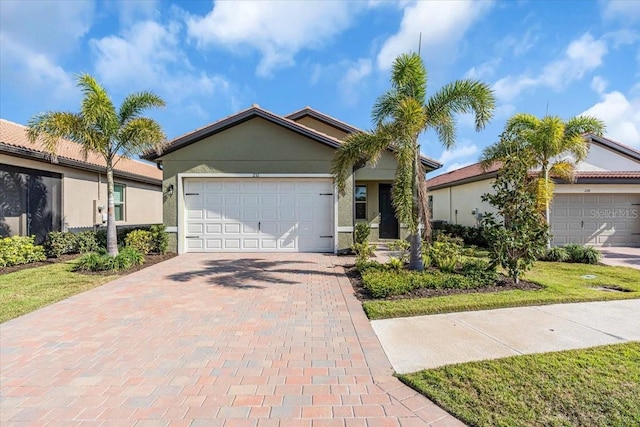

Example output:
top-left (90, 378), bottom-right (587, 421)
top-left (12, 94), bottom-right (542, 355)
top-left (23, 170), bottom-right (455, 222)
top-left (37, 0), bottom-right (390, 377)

top-left (1, 253), bottom-right (462, 426)
top-left (373, 299), bottom-right (640, 374)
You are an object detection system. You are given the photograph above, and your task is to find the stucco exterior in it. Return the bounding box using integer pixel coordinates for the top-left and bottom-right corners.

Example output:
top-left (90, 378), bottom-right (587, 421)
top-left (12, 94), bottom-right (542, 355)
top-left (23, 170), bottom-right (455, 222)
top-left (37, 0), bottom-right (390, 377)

top-left (429, 179), bottom-right (497, 226)
top-left (1, 154), bottom-right (162, 234)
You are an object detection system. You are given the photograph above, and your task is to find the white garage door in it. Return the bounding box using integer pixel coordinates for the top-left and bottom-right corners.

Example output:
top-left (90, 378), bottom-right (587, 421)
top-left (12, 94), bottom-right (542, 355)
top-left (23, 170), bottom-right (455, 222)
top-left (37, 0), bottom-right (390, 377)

top-left (551, 193), bottom-right (640, 247)
top-left (183, 178), bottom-right (334, 252)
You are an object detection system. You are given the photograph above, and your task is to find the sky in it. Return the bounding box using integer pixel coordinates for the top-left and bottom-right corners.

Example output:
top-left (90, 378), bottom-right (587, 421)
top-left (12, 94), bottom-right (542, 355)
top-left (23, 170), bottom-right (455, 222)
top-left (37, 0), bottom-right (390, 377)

top-left (1, 0), bottom-right (639, 176)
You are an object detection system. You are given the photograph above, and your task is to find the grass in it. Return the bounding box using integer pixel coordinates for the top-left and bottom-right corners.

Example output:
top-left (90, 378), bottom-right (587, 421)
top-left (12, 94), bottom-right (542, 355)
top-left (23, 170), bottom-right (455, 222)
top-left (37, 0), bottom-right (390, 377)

top-left (0, 260), bottom-right (117, 323)
top-left (363, 262), bottom-right (640, 319)
top-left (399, 342), bottom-right (640, 427)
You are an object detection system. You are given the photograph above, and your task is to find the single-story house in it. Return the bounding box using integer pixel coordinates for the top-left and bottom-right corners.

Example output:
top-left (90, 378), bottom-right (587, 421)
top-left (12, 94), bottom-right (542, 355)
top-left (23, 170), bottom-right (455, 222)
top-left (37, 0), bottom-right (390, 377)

top-left (425, 134), bottom-right (640, 247)
top-left (0, 119), bottom-right (163, 243)
top-left (144, 105), bottom-right (441, 254)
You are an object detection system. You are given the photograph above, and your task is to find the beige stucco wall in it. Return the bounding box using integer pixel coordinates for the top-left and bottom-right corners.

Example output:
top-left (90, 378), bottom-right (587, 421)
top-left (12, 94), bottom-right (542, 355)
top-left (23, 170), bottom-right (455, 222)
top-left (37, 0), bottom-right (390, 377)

top-left (158, 117), bottom-right (356, 252)
top-left (429, 178), bottom-right (496, 226)
top-left (1, 154), bottom-right (162, 230)
top-left (292, 116), bottom-right (349, 141)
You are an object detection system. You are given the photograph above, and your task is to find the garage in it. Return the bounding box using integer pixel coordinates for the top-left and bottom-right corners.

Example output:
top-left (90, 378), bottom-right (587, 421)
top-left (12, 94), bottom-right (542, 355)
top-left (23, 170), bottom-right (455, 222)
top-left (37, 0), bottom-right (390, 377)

top-left (551, 193), bottom-right (640, 247)
top-left (183, 178), bottom-right (334, 252)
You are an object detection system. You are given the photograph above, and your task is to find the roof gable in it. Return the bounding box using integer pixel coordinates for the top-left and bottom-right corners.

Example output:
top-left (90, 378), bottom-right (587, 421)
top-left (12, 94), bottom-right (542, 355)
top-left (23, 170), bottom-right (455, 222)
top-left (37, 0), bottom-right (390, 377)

top-left (286, 107), bottom-right (362, 135)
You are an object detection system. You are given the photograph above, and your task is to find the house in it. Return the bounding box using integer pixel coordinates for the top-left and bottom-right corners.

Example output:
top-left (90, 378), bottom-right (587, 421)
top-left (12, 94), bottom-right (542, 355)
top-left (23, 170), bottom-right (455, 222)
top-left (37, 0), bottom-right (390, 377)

top-left (0, 119), bottom-right (163, 243)
top-left (425, 134), bottom-right (640, 247)
top-left (144, 105), bottom-right (441, 254)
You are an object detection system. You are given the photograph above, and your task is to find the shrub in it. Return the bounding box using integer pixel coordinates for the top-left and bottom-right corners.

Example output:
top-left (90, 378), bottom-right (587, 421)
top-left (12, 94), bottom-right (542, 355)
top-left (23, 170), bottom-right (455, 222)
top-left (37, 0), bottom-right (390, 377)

top-left (125, 230), bottom-right (153, 255)
top-left (542, 247), bottom-right (570, 262)
top-left (434, 224), bottom-right (488, 247)
top-left (95, 229), bottom-right (108, 249)
top-left (354, 222), bottom-right (371, 245)
top-left (43, 231), bottom-right (78, 258)
top-left (460, 259), bottom-right (497, 287)
top-left (74, 247), bottom-right (144, 272)
top-left (0, 236), bottom-right (46, 267)
top-left (355, 259), bottom-right (388, 273)
top-left (388, 239), bottom-right (410, 252)
top-left (149, 225), bottom-right (169, 254)
top-left (76, 231), bottom-right (99, 253)
top-left (386, 257), bottom-right (405, 271)
top-left (422, 250), bottom-right (432, 268)
top-left (361, 269), bottom-right (484, 298)
top-left (564, 244), bottom-right (601, 264)
top-left (429, 239), bottom-right (462, 273)
top-left (352, 242), bottom-right (376, 262)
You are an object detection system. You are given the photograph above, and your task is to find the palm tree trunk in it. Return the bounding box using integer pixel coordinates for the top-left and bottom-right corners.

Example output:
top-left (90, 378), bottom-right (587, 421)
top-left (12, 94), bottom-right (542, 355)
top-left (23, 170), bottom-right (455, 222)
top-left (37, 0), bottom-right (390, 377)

top-left (408, 143), bottom-right (424, 271)
top-left (106, 164), bottom-right (119, 257)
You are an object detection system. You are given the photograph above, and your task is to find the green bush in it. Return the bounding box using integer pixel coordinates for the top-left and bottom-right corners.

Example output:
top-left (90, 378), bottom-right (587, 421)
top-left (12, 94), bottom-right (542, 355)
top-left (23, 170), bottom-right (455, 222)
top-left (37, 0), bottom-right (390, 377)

top-left (582, 246), bottom-right (602, 265)
top-left (125, 230), bottom-right (153, 255)
top-left (386, 257), bottom-right (405, 271)
top-left (429, 239), bottom-right (462, 273)
top-left (542, 247), bottom-right (570, 262)
top-left (355, 259), bottom-right (388, 273)
top-left (460, 259), bottom-right (497, 287)
top-left (149, 225), bottom-right (169, 254)
top-left (388, 239), bottom-right (410, 251)
top-left (354, 222), bottom-right (371, 245)
top-left (43, 231), bottom-right (78, 258)
top-left (563, 244), bottom-right (601, 264)
top-left (74, 247), bottom-right (144, 272)
top-left (0, 236), bottom-right (46, 267)
top-left (362, 269), bottom-right (481, 298)
top-left (352, 242), bottom-right (376, 262)
top-left (76, 231), bottom-right (99, 253)
top-left (433, 224), bottom-right (488, 247)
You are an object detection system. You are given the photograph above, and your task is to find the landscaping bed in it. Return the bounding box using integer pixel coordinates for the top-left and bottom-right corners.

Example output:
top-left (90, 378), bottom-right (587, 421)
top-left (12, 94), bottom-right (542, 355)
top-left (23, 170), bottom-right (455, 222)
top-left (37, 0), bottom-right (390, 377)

top-left (399, 342), bottom-right (640, 427)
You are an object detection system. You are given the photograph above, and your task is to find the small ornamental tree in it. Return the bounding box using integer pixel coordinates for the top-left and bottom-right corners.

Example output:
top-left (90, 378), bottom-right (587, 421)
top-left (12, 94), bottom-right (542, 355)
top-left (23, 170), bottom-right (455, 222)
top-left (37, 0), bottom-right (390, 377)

top-left (481, 133), bottom-right (549, 284)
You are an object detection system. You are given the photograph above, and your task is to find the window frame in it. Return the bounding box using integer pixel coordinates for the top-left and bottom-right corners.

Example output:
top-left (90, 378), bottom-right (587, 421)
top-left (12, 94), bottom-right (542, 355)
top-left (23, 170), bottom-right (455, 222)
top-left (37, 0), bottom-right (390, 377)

top-left (113, 183), bottom-right (126, 222)
top-left (354, 184), bottom-right (367, 220)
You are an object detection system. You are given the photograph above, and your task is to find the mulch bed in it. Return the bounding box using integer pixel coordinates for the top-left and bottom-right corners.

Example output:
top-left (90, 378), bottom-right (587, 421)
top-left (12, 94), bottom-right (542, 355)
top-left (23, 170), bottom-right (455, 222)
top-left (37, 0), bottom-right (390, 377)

top-left (1, 253), bottom-right (177, 276)
top-left (344, 265), bottom-right (542, 301)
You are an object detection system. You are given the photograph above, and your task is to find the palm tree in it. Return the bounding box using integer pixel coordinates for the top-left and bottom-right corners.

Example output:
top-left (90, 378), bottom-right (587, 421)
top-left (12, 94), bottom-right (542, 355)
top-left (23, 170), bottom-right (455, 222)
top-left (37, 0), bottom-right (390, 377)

top-left (27, 74), bottom-right (166, 256)
top-left (480, 113), bottom-right (605, 234)
top-left (332, 53), bottom-right (495, 270)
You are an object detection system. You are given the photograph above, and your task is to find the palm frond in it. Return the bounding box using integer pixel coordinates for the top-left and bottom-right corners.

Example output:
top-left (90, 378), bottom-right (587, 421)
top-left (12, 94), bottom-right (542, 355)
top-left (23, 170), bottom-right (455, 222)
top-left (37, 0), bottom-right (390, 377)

top-left (372, 90), bottom-right (400, 126)
top-left (534, 177), bottom-right (554, 213)
top-left (389, 53), bottom-right (427, 103)
top-left (119, 91), bottom-right (166, 125)
top-left (331, 131), bottom-right (392, 194)
top-left (425, 79), bottom-right (495, 138)
top-left (116, 117), bottom-right (167, 159)
top-left (549, 160), bottom-right (576, 182)
top-left (76, 73), bottom-right (118, 137)
top-left (391, 143), bottom-right (416, 232)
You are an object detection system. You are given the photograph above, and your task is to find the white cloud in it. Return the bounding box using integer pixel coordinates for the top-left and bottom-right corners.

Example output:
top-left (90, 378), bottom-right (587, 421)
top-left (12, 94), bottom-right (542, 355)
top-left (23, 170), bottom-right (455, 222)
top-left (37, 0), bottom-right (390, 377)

top-left (591, 76), bottom-right (609, 94)
top-left (464, 58), bottom-right (501, 80)
top-left (376, 0), bottom-right (494, 70)
top-left (114, 0), bottom-right (159, 26)
top-left (438, 144), bottom-right (479, 164)
top-left (339, 59), bottom-right (373, 106)
top-left (493, 33), bottom-right (608, 101)
top-left (91, 21), bottom-right (230, 102)
top-left (499, 27), bottom-right (539, 56)
top-left (601, 0), bottom-right (640, 23)
top-left (445, 161), bottom-right (475, 172)
top-left (582, 90), bottom-right (640, 148)
top-left (0, 0), bottom-right (92, 102)
top-left (186, 1), bottom-right (361, 77)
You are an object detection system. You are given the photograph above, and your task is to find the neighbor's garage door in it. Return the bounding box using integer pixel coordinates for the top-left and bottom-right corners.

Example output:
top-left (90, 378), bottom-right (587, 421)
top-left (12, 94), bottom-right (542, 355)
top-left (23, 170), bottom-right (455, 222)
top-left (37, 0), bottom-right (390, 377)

top-left (551, 193), bottom-right (640, 247)
top-left (183, 178), bottom-right (334, 252)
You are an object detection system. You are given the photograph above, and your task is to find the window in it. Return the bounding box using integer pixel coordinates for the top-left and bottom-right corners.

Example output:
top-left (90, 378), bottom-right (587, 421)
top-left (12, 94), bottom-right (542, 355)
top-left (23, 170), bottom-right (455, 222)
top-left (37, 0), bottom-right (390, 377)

top-left (114, 183), bottom-right (125, 221)
top-left (355, 185), bottom-right (367, 220)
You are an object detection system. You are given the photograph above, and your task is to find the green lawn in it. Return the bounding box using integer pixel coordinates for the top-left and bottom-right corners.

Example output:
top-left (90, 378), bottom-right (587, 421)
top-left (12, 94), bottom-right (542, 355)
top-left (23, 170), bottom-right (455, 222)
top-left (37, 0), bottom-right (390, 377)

top-left (0, 261), bottom-right (117, 323)
top-left (399, 343), bottom-right (640, 427)
top-left (363, 262), bottom-right (640, 319)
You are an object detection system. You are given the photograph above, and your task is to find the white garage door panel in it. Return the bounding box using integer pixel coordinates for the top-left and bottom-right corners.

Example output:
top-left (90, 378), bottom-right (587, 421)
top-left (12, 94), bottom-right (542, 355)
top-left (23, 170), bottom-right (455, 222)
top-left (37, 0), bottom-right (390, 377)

top-left (184, 178), bottom-right (334, 252)
top-left (551, 193), bottom-right (640, 247)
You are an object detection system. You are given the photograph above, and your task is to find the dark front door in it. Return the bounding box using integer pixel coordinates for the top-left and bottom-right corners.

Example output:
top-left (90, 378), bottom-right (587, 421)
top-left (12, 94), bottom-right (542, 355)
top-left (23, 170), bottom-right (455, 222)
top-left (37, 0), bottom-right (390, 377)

top-left (378, 184), bottom-right (398, 239)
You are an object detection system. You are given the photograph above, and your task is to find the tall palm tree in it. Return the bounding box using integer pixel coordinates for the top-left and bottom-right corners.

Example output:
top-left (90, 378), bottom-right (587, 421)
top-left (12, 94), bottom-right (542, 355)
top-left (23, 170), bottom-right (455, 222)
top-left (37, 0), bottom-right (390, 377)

top-left (27, 74), bottom-right (166, 256)
top-left (480, 113), bottom-right (605, 233)
top-left (332, 53), bottom-right (495, 270)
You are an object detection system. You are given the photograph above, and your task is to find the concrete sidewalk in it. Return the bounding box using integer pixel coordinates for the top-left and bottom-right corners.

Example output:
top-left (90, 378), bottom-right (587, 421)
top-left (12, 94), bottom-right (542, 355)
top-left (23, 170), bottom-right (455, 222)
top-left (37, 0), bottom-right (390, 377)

top-left (372, 299), bottom-right (640, 374)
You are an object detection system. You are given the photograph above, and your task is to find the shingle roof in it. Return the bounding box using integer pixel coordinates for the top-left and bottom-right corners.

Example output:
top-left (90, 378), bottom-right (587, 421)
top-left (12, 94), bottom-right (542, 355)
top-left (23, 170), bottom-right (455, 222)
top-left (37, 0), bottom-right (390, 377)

top-left (0, 119), bottom-right (162, 184)
top-left (286, 106), bottom-right (363, 134)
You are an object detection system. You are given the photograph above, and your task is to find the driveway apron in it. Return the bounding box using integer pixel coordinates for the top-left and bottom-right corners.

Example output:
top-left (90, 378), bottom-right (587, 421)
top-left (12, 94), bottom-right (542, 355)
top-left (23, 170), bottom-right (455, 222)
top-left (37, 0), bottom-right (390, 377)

top-left (1, 253), bottom-right (461, 427)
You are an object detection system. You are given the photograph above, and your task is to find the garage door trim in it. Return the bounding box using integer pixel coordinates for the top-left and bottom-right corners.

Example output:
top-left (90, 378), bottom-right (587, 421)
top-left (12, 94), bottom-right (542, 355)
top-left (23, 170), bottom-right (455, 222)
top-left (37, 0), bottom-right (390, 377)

top-left (176, 173), bottom-right (337, 254)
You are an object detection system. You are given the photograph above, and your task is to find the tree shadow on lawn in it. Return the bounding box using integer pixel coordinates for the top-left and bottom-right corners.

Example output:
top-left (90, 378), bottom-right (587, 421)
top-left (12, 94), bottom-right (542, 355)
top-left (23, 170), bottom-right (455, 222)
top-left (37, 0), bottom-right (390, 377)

top-left (166, 257), bottom-right (338, 289)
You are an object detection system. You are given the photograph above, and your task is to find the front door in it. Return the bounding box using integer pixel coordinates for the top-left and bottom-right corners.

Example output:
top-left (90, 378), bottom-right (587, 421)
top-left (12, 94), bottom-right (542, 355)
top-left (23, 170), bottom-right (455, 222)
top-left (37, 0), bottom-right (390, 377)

top-left (378, 184), bottom-right (398, 239)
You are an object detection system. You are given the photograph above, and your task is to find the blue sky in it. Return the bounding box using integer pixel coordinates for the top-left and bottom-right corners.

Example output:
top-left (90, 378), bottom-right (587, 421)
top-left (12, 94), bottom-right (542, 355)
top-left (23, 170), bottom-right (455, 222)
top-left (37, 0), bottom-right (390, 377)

top-left (1, 0), bottom-right (639, 175)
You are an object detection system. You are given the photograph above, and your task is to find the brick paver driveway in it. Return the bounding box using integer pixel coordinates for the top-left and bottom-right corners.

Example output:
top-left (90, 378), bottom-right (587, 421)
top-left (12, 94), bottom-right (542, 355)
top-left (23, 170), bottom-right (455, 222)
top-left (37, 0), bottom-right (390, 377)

top-left (1, 254), bottom-right (461, 426)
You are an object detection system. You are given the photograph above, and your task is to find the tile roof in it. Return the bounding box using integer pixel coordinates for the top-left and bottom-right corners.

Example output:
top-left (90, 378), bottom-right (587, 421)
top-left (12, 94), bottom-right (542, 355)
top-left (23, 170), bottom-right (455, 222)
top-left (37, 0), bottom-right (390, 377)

top-left (286, 106), bottom-right (363, 134)
top-left (575, 171), bottom-right (640, 179)
top-left (425, 161), bottom-right (501, 189)
top-left (0, 119), bottom-right (162, 183)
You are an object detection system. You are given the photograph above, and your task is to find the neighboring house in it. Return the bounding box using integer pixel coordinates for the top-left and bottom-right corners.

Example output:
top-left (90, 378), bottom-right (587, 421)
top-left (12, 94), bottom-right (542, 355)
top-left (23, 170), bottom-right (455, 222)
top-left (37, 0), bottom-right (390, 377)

top-left (425, 134), bottom-right (640, 247)
top-left (0, 119), bottom-right (163, 243)
top-left (144, 105), bottom-right (441, 254)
